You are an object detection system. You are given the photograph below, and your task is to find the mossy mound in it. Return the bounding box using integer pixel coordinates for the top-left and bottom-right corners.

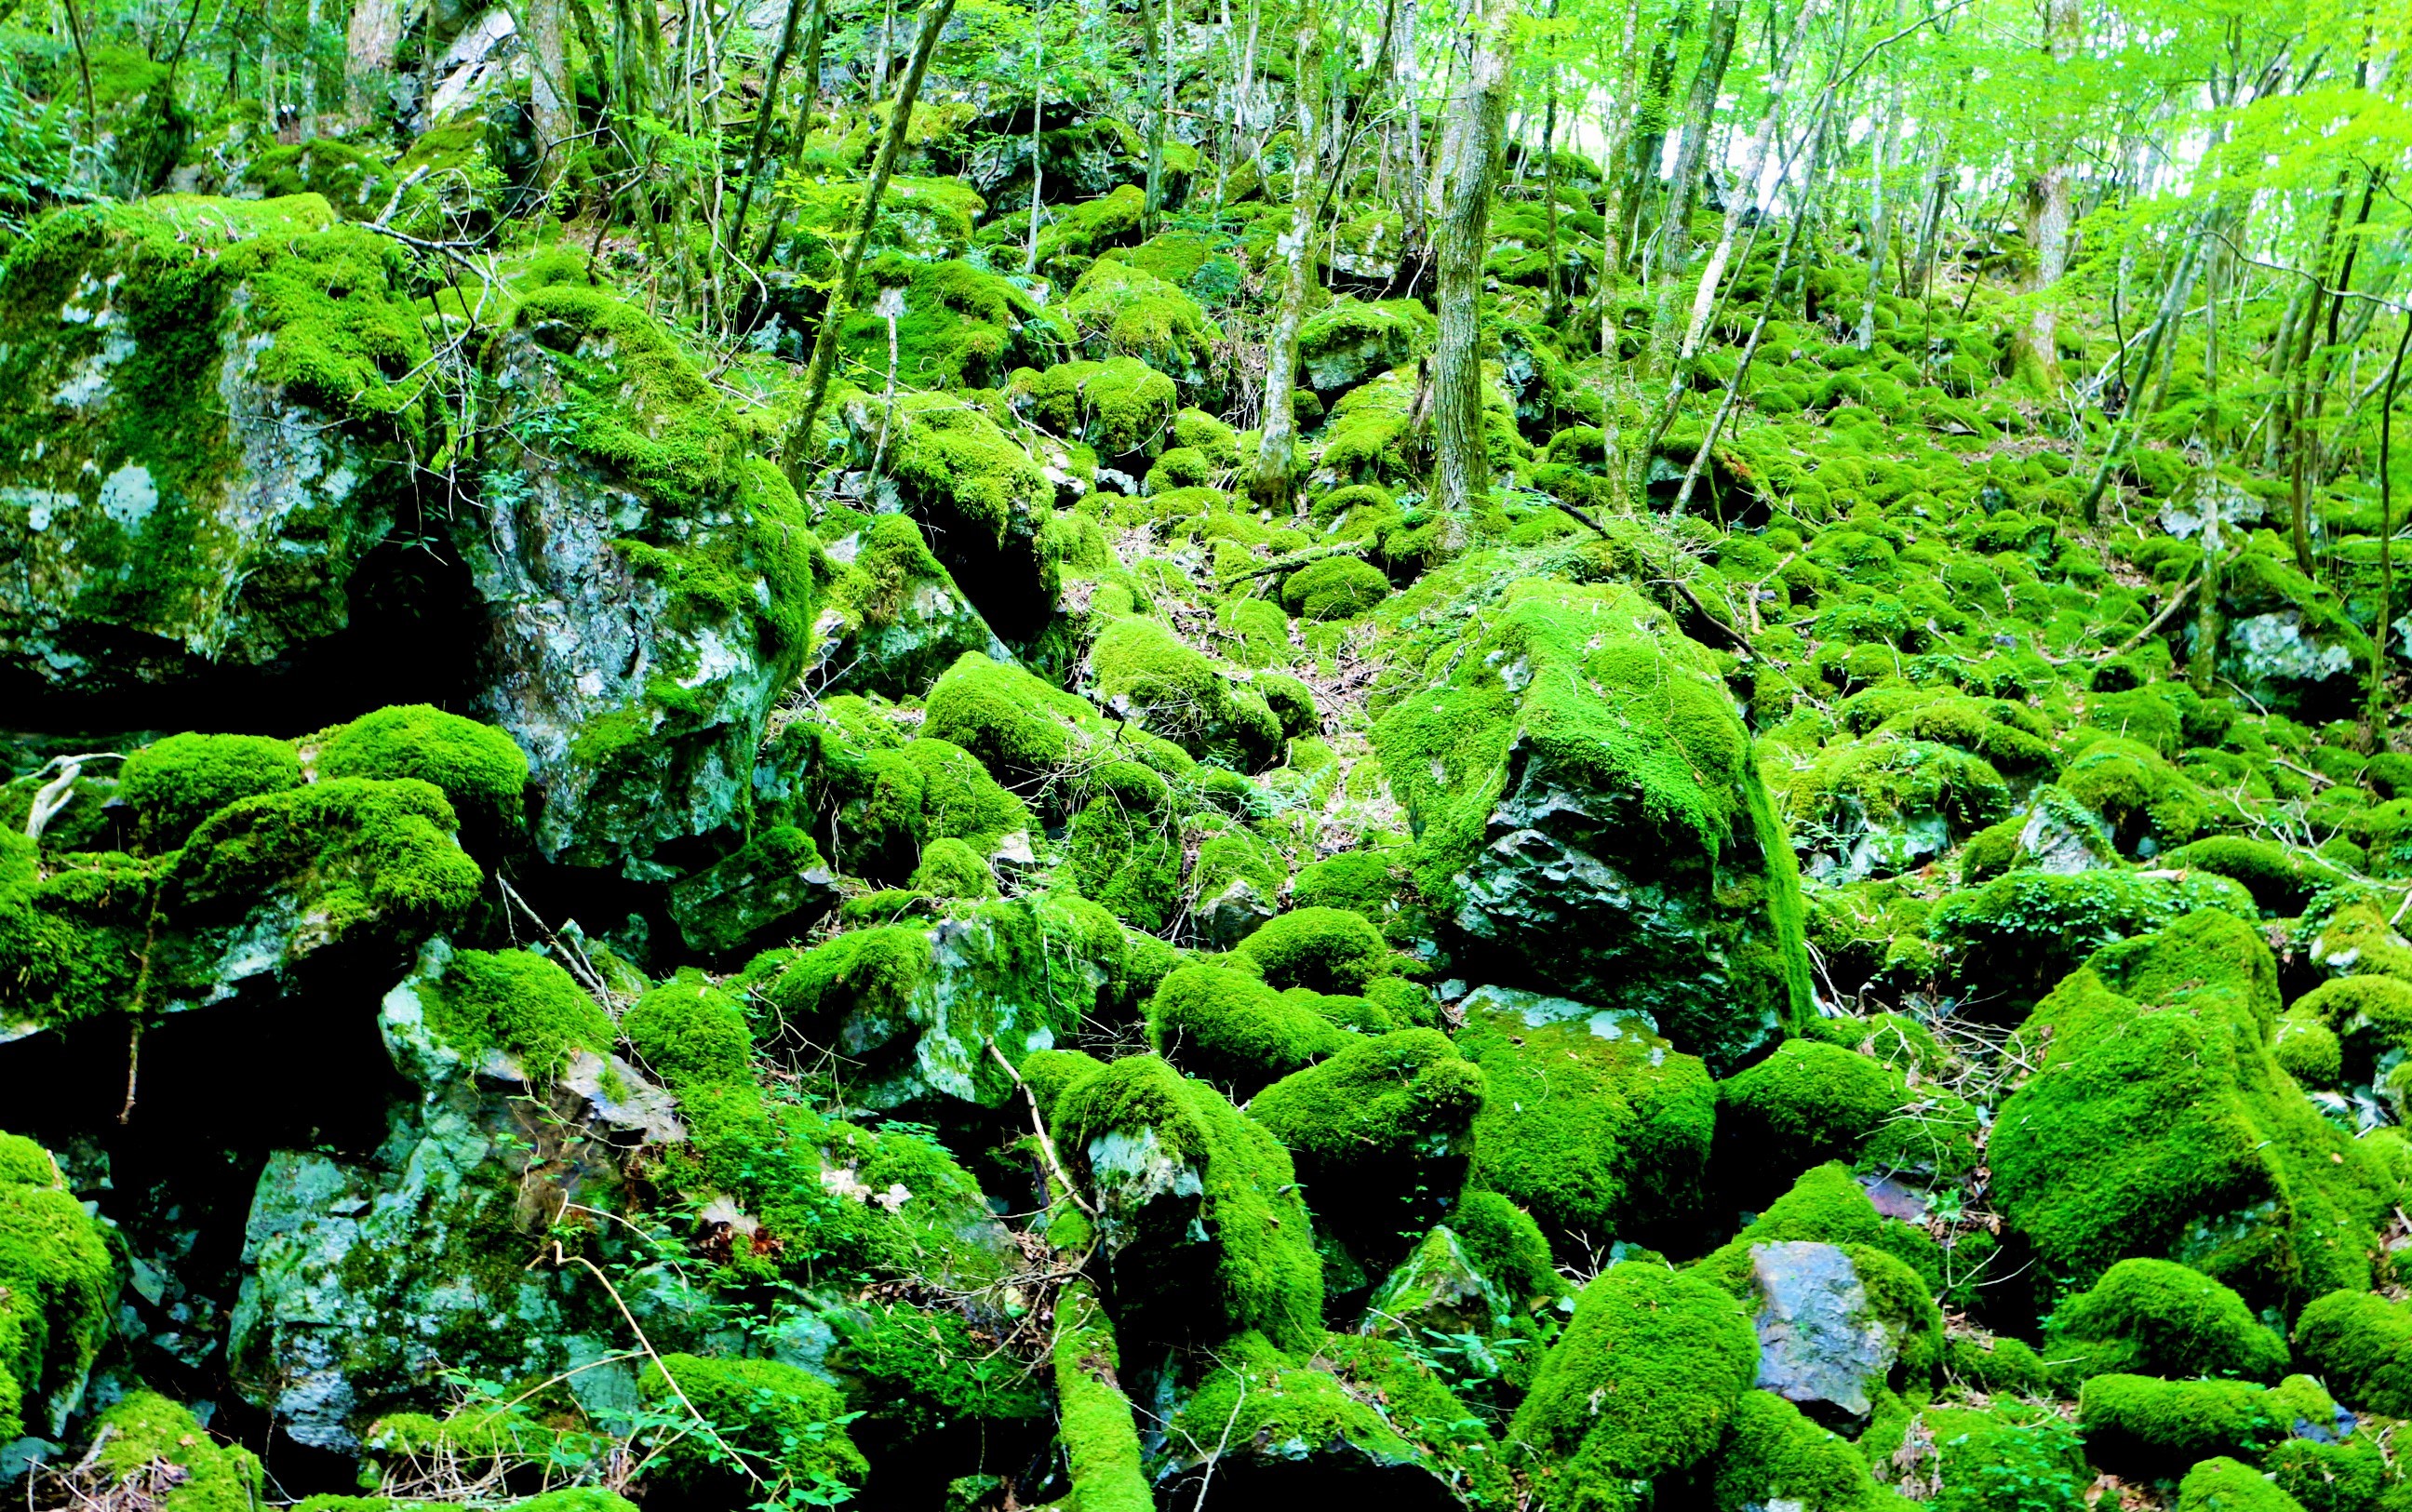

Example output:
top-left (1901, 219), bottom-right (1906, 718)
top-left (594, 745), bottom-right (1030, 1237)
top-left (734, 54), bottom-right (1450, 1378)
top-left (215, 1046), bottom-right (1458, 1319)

top-left (1051, 1053), bottom-right (1323, 1352)
top-left (1372, 577), bottom-right (1811, 1073)
top-left (0, 1133), bottom-right (116, 1442)
top-left (1990, 910), bottom-right (2399, 1311)
top-left (2044, 1257), bottom-right (2288, 1385)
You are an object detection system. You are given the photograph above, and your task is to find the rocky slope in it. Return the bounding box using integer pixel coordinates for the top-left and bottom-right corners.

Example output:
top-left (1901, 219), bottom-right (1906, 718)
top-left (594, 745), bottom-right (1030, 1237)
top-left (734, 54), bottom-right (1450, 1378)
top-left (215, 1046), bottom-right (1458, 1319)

top-left (4, 37), bottom-right (2412, 1512)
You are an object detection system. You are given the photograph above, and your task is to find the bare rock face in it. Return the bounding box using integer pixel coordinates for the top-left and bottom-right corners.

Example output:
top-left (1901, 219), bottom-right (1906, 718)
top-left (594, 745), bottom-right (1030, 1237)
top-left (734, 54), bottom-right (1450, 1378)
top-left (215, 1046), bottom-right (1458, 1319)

top-left (1748, 1240), bottom-right (1902, 1425)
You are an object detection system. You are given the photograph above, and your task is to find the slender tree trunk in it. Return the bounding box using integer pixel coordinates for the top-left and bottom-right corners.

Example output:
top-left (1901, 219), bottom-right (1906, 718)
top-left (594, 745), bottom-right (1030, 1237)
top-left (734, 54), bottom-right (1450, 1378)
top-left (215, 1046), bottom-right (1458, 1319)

top-left (1138, 0), bottom-right (1170, 231)
top-left (1621, 0), bottom-right (1693, 274)
top-left (1856, 100), bottom-right (1895, 349)
top-left (1393, 0), bottom-right (1424, 256)
top-left (61, 0), bottom-right (96, 138)
top-left (2076, 230), bottom-right (2201, 525)
top-left (1248, 1), bottom-right (1324, 512)
top-left (1590, 0), bottom-right (1642, 360)
top-left (1026, 11), bottom-right (1047, 273)
top-left (1541, 1), bottom-right (1561, 325)
top-left (781, 0), bottom-right (959, 489)
top-left (1639, 0), bottom-right (1738, 380)
top-left (2287, 175), bottom-right (2351, 572)
top-left (730, 0), bottom-right (813, 257)
top-left (1432, 0), bottom-right (1516, 546)
top-left (753, 0), bottom-right (827, 263)
top-left (2009, 0), bottom-right (2081, 390)
top-left (2376, 307), bottom-right (2411, 729)
top-left (525, 0), bottom-right (570, 182)
top-left (343, 0), bottom-right (400, 123)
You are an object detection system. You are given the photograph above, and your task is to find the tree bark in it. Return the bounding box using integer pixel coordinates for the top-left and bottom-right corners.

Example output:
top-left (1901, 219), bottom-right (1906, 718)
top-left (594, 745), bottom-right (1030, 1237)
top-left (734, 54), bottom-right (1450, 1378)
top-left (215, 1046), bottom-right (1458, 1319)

top-left (781, 0), bottom-right (959, 491)
top-left (525, 0), bottom-right (571, 183)
top-left (2008, 0), bottom-right (2080, 390)
top-left (1431, 0), bottom-right (1516, 547)
top-left (343, 0), bottom-right (400, 123)
top-left (729, 0), bottom-right (814, 258)
top-left (1248, 0), bottom-right (1324, 512)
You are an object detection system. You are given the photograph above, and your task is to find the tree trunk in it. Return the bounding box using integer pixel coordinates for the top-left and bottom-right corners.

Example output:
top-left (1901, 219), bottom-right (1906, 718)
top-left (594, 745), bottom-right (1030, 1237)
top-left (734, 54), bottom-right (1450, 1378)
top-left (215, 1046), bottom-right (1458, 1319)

top-left (2008, 0), bottom-right (2080, 391)
top-left (1856, 102), bottom-right (1895, 349)
top-left (1639, 0), bottom-right (1737, 380)
top-left (2375, 308), bottom-right (2411, 729)
top-left (525, 0), bottom-right (570, 182)
top-left (1431, 0), bottom-right (1516, 547)
top-left (729, 0), bottom-right (814, 257)
top-left (1619, 0), bottom-right (1693, 274)
top-left (781, 0), bottom-right (959, 490)
top-left (1025, 13), bottom-right (1045, 273)
top-left (343, 0), bottom-right (400, 123)
top-left (1248, 1), bottom-right (1324, 512)
top-left (1139, 0), bottom-right (1171, 231)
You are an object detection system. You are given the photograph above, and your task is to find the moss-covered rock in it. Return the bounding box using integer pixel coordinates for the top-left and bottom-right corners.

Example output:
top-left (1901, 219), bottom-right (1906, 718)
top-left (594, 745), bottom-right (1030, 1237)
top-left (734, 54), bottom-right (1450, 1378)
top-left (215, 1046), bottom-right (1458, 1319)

top-left (0, 196), bottom-right (428, 692)
top-left (470, 285), bottom-right (817, 875)
top-left (1372, 578), bottom-right (1812, 1073)
top-left (1146, 962), bottom-right (1346, 1094)
top-left (1064, 257), bottom-right (1220, 387)
top-left (665, 824), bottom-right (839, 956)
top-left (1990, 911), bottom-right (2398, 1311)
top-left (1296, 297), bottom-right (1437, 398)
top-left (0, 1133), bottom-right (116, 1442)
top-left (1451, 984), bottom-right (1715, 1243)
top-left (637, 1353), bottom-right (868, 1503)
top-left (87, 1391), bottom-right (267, 1512)
top-left (1157, 1331), bottom-right (1510, 1506)
top-left (1509, 1263), bottom-right (1761, 1506)
top-left (1087, 616), bottom-right (1282, 770)
top-left (1052, 1053), bottom-right (1322, 1352)
top-left (2044, 1257), bottom-right (2287, 1385)
top-left (2291, 1289), bottom-right (2412, 1416)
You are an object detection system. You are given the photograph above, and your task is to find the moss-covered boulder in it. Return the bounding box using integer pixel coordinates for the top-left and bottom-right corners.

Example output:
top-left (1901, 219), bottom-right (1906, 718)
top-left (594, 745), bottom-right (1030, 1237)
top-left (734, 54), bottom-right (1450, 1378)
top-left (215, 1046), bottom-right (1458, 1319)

top-left (1450, 984), bottom-right (1715, 1243)
top-left (636, 1353), bottom-right (868, 1505)
top-left (2291, 1289), bottom-right (2412, 1416)
top-left (1692, 1390), bottom-right (1908, 1512)
top-left (1509, 1263), bottom-right (1762, 1505)
top-left (1296, 297), bottom-right (1438, 399)
top-left (665, 824), bottom-right (839, 957)
top-left (1990, 911), bottom-right (2401, 1312)
top-left (1087, 616), bottom-right (1282, 770)
top-left (227, 937), bottom-right (679, 1448)
top-left (1051, 1053), bottom-right (1323, 1353)
top-left (2044, 1257), bottom-right (2287, 1385)
top-left (1871, 1403), bottom-right (2090, 1512)
top-left (1250, 1028), bottom-right (1484, 1261)
top-left (0, 1132), bottom-right (116, 1442)
top-left (0, 195), bottom-right (426, 693)
top-left (1063, 257), bottom-right (1220, 387)
top-left (735, 894), bottom-right (1119, 1110)
top-left (1155, 1331), bottom-right (1510, 1507)
top-left (470, 285), bottom-right (817, 874)
top-left (810, 509), bottom-right (1016, 700)
top-left (844, 391), bottom-right (1061, 644)
top-left (1372, 579), bottom-right (1812, 1073)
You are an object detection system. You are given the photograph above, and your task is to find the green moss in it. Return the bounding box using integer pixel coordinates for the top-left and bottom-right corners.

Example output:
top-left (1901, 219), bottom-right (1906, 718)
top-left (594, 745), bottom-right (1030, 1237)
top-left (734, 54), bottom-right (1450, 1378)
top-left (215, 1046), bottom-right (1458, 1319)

top-left (908, 836), bottom-right (998, 899)
top-left (838, 256), bottom-right (1066, 390)
top-left (1024, 357), bottom-right (1180, 461)
top-left (1065, 762), bottom-right (1182, 930)
top-left (0, 1136), bottom-right (114, 1443)
top-left (666, 825), bottom-right (834, 955)
top-left (827, 1301), bottom-right (1049, 1440)
top-left (624, 971), bottom-right (753, 1087)
top-left (2178, 1457), bottom-right (2310, 1512)
top-left (1050, 1280), bottom-right (1152, 1512)
top-left (1053, 1053), bottom-right (1323, 1349)
top-left (1895, 1404), bottom-right (2090, 1512)
top-left (1249, 1029), bottom-right (1484, 1246)
top-left (2077, 1373), bottom-right (2287, 1477)
top-left (2292, 1290), bottom-right (2412, 1416)
top-left (637, 1353), bottom-right (867, 1501)
top-left (1233, 905), bottom-right (1394, 992)
top-left (1509, 1263), bottom-right (1761, 1502)
top-left (1692, 1163), bottom-right (1950, 1297)
top-left (1990, 911), bottom-right (2395, 1311)
top-left (1454, 986), bottom-right (1716, 1241)
top-left (922, 651), bottom-right (1112, 798)
top-left (314, 705), bottom-right (529, 836)
top-left (1164, 1331), bottom-right (1510, 1505)
top-left (1783, 736), bottom-right (2010, 879)
top-left (119, 732), bottom-right (302, 848)
top-left (1147, 962), bottom-right (1345, 1093)
top-left (1281, 556), bottom-right (1392, 622)
top-left (89, 1392), bottom-right (264, 1512)
top-left (2044, 1258), bottom-right (2287, 1385)
top-left (161, 777), bottom-right (483, 977)
top-left (1063, 257), bottom-right (1220, 384)
top-left (1701, 1391), bottom-right (1902, 1512)
top-left (421, 946), bottom-right (614, 1076)
top-left (1929, 866), bottom-right (2259, 1010)
top-left (1087, 617), bottom-right (1282, 771)
top-left (1943, 1332), bottom-right (2052, 1397)
top-left (1254, 671), bottom-right (1320, 739)
top-left (1020, 1048), bottom-right (1107, 1124)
